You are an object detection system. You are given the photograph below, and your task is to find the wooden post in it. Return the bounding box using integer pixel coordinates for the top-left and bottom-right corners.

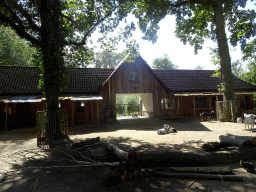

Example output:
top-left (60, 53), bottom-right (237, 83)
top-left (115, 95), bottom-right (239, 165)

top-left (71, 100), bottom-right (74, 126)
top-left (210, 95), bottom-right (212, 109)
top-left (193, 96), bottom-right (196, 117)
top-left (244, 95), bottom-right (247, 111)
top-left (108, 79), bottom-right (111, 100)
top-left (5, 103), bottom-right (8, 131)
top-left (177, 97), bottom-right (180, 116)
top-left (96, 100), bottom-right (100, 124)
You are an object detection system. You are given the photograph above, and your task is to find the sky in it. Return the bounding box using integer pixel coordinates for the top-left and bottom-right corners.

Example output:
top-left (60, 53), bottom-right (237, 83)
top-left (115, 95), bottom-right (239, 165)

top-left (90, 14), bottom-right (244, 70)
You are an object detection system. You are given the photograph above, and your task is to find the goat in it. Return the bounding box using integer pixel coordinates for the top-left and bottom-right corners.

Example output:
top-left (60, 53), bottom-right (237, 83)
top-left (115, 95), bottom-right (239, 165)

top-left (132, 113), bottom-right (139, 118)
top-left (157, 128), bottom-right (169, 135)
top-left (200, 111), bottom-right (214, 122)
top-left (157, 124), bottom-right (177, 134)
top-left (238, 115), bottom-right (255, 130)
top-left (157, 124), bottom-right (170, 135)
top-left (244, 116), bottom-right (255, 130)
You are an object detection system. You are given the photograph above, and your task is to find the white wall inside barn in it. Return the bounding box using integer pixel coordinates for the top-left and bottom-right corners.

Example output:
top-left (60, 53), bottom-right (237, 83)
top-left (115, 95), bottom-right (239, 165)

top-left (138, 93), bottom-right (153, 117)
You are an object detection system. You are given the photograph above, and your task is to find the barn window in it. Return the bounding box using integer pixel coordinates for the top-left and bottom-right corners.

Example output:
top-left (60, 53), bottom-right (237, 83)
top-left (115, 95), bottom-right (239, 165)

top-left (77, 102), bottom-right (85, 112)
top-left (195, 97), bottom-right (206, 108)
top-left (161, 98), bottom-right (175, 109)
top-left (212, 96), bottom-right (217, 107)
top-left (129, 69), bottom-right (139, 81)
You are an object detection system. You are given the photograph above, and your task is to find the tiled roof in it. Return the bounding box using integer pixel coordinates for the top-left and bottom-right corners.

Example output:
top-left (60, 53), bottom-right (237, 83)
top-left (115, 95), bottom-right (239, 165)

top-left (63, 68), bottom-right (113, 94)
top-left (153, 69), bottom-right (256, 94)
top-left (0, 65), bottom-right (256, 97)
top-left (0, 66), bottom-right (41, 95)
top-left (0, 66), bottom-right (113, 96)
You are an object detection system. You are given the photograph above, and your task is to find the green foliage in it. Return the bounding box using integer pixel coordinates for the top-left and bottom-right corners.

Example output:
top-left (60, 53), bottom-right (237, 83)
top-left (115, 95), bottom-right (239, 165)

top-left (93, 50), bottom-right (126, 68)
top-left (0, 26), bottom-right (37, 66)
top-left (195, 65), bottom-right (205, 70)
top-left (116, 95), bottom-right (139, 115)
top-left (152, 53), bottom-right (178, 69)
top-left (231, 59), bottom-right (246, 78)
top-left (241, 59), bottom-right (256, 86)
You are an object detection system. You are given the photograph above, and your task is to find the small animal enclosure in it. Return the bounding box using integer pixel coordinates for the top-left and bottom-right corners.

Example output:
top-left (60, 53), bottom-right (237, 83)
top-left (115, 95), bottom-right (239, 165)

top-left (36, 110), bottom-right (68, 147)
top-left (216, 100), bottom-right (240, 122)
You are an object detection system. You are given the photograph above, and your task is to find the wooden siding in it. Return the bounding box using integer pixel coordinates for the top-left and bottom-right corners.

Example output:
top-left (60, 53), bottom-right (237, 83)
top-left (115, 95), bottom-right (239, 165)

top-left (99, 61), bottom-right (175, 118)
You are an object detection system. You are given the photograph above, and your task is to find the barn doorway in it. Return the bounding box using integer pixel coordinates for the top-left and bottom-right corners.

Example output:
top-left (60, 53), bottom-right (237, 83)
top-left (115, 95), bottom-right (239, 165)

top-left (116, 93), bottom-right (153, 118)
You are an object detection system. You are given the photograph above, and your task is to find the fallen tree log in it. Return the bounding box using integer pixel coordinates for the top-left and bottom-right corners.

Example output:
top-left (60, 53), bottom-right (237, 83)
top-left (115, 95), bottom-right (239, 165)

top-left (169, 166), bottom-right (233, 174)
top-left (72, 137), bottom-right (100, 148)
top-left (226, 134), bottom-right (256, 145)
top-left (99, 140), bottom-right (138, 163)
top-left (219, 135), bottom-right (254, 147)
top-left (153, 171), bottom-right (243, 181)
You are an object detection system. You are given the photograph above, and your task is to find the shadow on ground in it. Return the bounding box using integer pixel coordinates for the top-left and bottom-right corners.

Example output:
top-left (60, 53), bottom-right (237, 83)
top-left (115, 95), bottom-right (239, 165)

top-left (1, 137), bottom-right (256, 192)
top-left (69, 117), bottom-right (212, 136)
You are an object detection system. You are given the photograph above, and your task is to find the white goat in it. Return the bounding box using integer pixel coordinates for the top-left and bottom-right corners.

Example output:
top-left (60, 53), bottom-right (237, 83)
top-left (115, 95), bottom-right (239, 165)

top-left (238, 115), bottom-right (255, 130)
top-left (244, 116), bottom-right (254, 130)
top-left (157, 124), bottom-right (171, 135)
top-left (157, 128), bottom-right (169, 134)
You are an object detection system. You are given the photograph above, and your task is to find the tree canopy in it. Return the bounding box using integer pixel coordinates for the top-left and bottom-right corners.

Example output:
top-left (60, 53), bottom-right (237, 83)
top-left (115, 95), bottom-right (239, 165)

top-left (152, 53), bottom-right (178, 69)
top-left (0, 0), bottom-right (135, 139)
top-left (0, 25), bottom-right (36, 66)
top-left (92, 50), bottom-right (126, 68)
top-left (132, 0), bottom-right (256, 102)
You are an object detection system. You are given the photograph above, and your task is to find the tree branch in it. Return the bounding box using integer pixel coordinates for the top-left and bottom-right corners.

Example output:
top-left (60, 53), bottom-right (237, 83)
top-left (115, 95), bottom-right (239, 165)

top-left (0, 1), bottom-right (40, 46)
top-left (0, 13), bottom-right (40, 46)
top-left (64, 3), bottom-right (122, 46)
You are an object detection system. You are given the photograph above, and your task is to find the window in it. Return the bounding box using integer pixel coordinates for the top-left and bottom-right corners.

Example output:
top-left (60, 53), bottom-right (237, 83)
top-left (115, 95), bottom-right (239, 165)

top-left (129, 69), bottom-right (139, 81)
top-left (161, 98), bottom-right (175, 109)
top-left (212, 96), bottom-right (217, 107)
top-left (77, 102), bottom-right (85, 112)
top-left (195, 97), bottom-right (206, 108)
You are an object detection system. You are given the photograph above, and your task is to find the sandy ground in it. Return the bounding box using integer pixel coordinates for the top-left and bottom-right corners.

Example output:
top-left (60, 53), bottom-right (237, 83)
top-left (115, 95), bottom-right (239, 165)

top-left (1, 116), bottom-right (256, 192)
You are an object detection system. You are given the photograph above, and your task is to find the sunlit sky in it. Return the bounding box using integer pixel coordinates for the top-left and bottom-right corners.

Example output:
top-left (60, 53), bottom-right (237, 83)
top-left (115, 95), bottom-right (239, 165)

top-left (90, 14), bottom-right (244, 70)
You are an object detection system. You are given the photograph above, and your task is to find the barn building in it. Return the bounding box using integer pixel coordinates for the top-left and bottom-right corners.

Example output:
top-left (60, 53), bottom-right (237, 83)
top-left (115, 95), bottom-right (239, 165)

top-left (1, 55), bottom-right (256, 130)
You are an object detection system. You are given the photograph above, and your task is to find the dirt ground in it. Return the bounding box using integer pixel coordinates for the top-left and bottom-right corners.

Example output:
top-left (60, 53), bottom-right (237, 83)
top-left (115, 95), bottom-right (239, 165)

top-left (1, 116), bottom-right (256, 192)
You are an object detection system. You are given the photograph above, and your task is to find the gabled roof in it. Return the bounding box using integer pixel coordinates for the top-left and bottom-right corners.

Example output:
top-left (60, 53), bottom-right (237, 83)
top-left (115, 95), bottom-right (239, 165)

top-left (102, 55), bottom-right (170, 92)
top-left (0, 66), bottom-right (113, 96)
top-left (1, 61), bottom-right (256, 97)
top-left (153, 69), bottom-right (256, 94)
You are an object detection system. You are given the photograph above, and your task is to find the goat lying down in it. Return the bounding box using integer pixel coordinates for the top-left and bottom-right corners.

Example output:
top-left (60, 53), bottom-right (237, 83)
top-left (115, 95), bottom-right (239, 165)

top-left (200, 111), bottom-right (214, 122)
top-left (237, 113), bottom-right (255, 130)
top-left (157, 124), bottom-right (177, 134)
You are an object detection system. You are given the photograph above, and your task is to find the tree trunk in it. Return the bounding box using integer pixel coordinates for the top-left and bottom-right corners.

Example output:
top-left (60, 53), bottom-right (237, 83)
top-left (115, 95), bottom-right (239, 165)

top-left (40, 0), bottom-right (66, 140)
top-left (169, 166), bottom-right (233, 174)
top-left (219, 135), bottom-right (254, 147)
top-left (226, 134), bottom-right (256, 145)
top-left (213, 1), bottom-right (234, 102)
top-left (153, 171), bottom-right (243, 181)
top-left (99, 140), bottom-right (138, 163)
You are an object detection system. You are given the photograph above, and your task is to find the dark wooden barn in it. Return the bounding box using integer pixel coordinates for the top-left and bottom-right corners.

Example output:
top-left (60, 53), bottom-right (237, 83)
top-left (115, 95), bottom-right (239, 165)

top-left (1, 55), bottom-right (256, 130)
